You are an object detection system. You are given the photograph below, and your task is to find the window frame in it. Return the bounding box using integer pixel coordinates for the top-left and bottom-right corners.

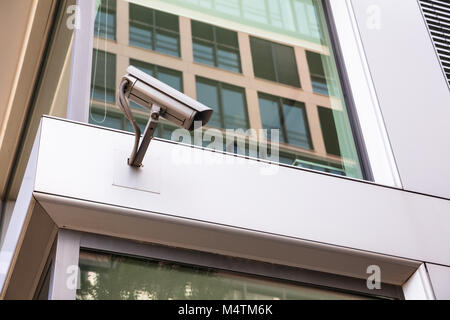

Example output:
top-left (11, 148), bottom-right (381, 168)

top-left (322, 0), bottom-right (401, 187)
top-left (51, 230), bottom-right (405, 300)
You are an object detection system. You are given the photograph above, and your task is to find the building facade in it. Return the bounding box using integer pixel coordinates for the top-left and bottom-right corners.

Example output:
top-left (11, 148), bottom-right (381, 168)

top-left (0, 0), bottom-right (449, 300)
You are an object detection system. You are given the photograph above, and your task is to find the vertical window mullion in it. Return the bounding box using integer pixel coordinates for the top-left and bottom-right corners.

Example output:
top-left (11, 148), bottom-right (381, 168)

top-left (278, 98), bottom-right (288, 143)
top-left (217, 82), bottom-right (225, 129)
top-left (264, 0), bottom-right (272, 25)
top-left (212, 26), bottom-right (219, 68)
top-left (270, 43), bottom-right (279, 83)
top-left (152, 10), bottom-right (156, 51)
top-left (154, 65), bottom-right (159, 80)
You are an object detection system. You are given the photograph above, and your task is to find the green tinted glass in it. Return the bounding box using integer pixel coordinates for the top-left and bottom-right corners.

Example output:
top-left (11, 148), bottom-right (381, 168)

top-left (77, 250), bottom-right (369, 300)
top-left (90, 0), bottom-right (366, 180)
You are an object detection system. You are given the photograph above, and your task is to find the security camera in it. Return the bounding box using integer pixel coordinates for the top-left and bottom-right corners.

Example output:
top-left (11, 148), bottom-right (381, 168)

top-left (117, 65), bottom-right (213, 167)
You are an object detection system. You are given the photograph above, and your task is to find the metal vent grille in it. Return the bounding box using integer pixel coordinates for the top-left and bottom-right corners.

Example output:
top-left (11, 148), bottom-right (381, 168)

top-left (419, 0), bottom-right (450, 88)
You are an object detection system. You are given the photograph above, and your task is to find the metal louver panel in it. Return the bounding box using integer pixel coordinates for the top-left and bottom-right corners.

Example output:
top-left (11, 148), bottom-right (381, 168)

top-left (419, 0), bottom-right (450, 88)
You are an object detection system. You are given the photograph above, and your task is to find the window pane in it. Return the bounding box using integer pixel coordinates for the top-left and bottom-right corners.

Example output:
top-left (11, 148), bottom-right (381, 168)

top-left (192, 20), bottom-right (241, 72)
top-left (193, 40), bottom-right (215, 67)
top-left (216, 26), bottom-right (239, 47)
top-left (129, 24), bottom-right (153, 49)
top-left (129, 4), bottom-right (180, 56)
top-left (250, 37), bottom-right (276, 82)
top-left (192, 20), bottom-right (214, 41)
top-left (155, 10), bottom-right (179, 32)
top-left (91, 50), bottom-right (116, 103)
top-left (77, 250), bottom-right (369, 300)
top-left (306, 51), bottom-right (329, 95)
top-left (130, 59), bottom-right (155, 76)
top-left (217, 46), bottom-right (240, 72)
top-left (258, 93), bottom-right (285, 143)
top-left (318, 106), bottom-right (341, 157)
top-left (156, 67), bottom-right (183, 92)
top-left (251, 37), bottom-right (300, 87)
top-left (282, 99), bottom-right (311, 149)
top-left (196, 78), bottom-right (221, 128)
top-left (273, 44), bottom-right (300, 87)
top-left (129, 3), bottom-right (153, 49)
top-left (155, 29), bottom-right (180, 56)
top-left (221, 84), bottom-right (248, 129)
top-left (94, 0), bottom-right (116, 40)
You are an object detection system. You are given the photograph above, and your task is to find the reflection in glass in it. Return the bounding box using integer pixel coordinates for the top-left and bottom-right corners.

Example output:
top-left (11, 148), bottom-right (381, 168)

top-left (196, 77), bottom-right (249, 130)
top-left (259, 93), bottom-right (311, 149)
top-left (76, 250), bottom-right (369, 300)
top-left (129, 4), bottom-right (180, 57)
top-left (165, 0), bottom-right (325, 44)
top-left (250, 37), bottom-right (300, 87)
top-left (89, 0), bottom-right (365, 180)
top-left (192, 20), bottom-right (241, 73)
top-left (306, 51), bottom-right (337, 96)
top-left (91, 50), bottom-right (116, 104)
top-left (94, 0), bottom-right (116, 40)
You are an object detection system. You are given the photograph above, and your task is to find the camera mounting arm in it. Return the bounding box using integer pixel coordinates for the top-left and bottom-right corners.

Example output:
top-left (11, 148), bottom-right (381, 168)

top-left (117, 78), bottom-right (161, 167)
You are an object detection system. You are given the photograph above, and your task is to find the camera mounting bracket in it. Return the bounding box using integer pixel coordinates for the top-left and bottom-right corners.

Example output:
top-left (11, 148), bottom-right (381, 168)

top-left (118, 79), bottom-right (161, 168)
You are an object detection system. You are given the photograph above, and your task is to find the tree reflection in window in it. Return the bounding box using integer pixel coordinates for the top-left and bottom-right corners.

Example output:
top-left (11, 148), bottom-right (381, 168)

top-left (76, 250), bottom-right (369, 300)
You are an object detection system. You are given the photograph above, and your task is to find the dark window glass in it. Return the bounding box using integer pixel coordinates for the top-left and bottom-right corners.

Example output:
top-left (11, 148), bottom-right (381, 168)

top-left (192, 20), bottom-right (241, 73)
top-left (94, 0), bottom-right (116, 40)
top-left (196, 77), bottom-right (249, 130)
top-left (91, 50), bottom-right (116, 103)
top-left (129, 4), bottom-right (180, 57)
top-left (250, 37), bottom-right (300, 87)
top-left (318, 106), bottom-right (341, 156)
top-left (258, 92), bottom-right (312, 150)
top-left (306, 51), bottom-right (336, 95)
top-left (76, 250), bottom-right (370, 300)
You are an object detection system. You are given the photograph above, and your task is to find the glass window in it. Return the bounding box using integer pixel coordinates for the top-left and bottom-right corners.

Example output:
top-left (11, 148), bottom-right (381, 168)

top-left (192, 20), bottom-right (241, 73)
top-left (306, 51), bottom-right (336, 96)
top-left (163, 0), bottom-right (325, 45)
top-left (89, 0), bottom-right (365, 180)
top-left (76, 250), bottom-right (369, 300)
top-left (129, 4), bottom-right (180, 57)
top-left (90, 109), bottom-right (123, 130)
top-left (318, 106), bottom-right (341, 157)
top-left (196, 77), bottom-right (249, 130)
top-left (90, 49), bottom-right (116, 104)
top-left (250, 37), bottom-right (300, 87)
top-left (94, 0), bottom-right (116, 40)
top-left (259, 92), bottom-right (312, 149)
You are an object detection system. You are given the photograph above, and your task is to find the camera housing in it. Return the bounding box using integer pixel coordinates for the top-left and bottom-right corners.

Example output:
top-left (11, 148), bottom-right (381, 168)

top-left (122, 66), bottom-right (212, 131)
top-left (117, 66), bottom-right (213, 167)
